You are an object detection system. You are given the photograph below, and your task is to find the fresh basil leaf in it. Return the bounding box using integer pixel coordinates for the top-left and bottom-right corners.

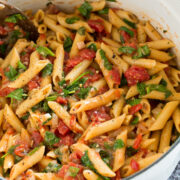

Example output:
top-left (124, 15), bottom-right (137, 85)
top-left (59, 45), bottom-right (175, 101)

top-left (36, 46), bottom-right (55, 57)
top-left (160, 78), bottom-right (167, 86)
top-left (43, 101), bottom-right (51, 112)
top-left (120, 26), bottom-right (134, 37)
top-left (21, 112), bottom-right (30, 120)
top-left (59, 79), bottom-right (66, 87)
top-left (77, 86), bottom-right (91, 99)
top-left (5, 65), bottom-right (18, 81)
top-left (127, 98), bottom-right (141, 106)
top-left (104, 142), bottom-right (113, 150)
top-left (78, 1), bottom-right (92, 18)
top-left (126, 146), bottom-right (138, 157)
top-left (18, 60), bottom-right (26, 70)
top-left (64, 36), bottom-right (73, 52)
top-left (120, 34), bottom-right (125, 44)
top-left (87, 43), bottom-right (97, 52)
top-left (44, 162), bottom-right (61, 173)
top-left (28, 146), bottom-right (40, 156)
top-left (89, 143), bottom-right (100, 149)
top-left (123, 19), bottom-right (136, 29)
top-left (5, 13), bottom-right (26, 23)
top-left (69, 166), bottom-right (80, 177)
top-left (46, 93), bottom-right (59, 101)
top-left (1, 145), bottom-right (19, 159)
top-left (98, 7), bottom-right (109, 15)
top-left (137, 82), bottom-right (146, 96)
top-left (99, 49), bottom-right (112, 70)
top-left (65, 16), bottom-right (80, 24)
top-left (41, 63), bottom-right (53, 77)
top-left (113, 139), bottom-right (124, 150)
top-left (78, 26), bottom-right (86, 35)
top-left (133, 45), bottom-right (150, 59)
top-left (6, 88), bottom-right (26, 101)
top-left (44, 131), bottom-right (60, 146)
top-left (131, 116), bottom-right (139, 125)
top-left (119, 46), bottom-right (136, 54)
top-left (120, 74), bottom-right (127, 87)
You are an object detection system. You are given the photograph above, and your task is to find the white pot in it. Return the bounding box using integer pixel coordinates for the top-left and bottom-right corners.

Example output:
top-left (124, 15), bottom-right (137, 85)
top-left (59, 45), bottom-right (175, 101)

top-left (3, 0), bottom-right (180, 179)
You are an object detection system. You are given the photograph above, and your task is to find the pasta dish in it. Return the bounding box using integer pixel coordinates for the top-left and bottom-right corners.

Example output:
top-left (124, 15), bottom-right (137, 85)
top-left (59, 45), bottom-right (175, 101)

top-left (0, 1), bottom-right (179, 179)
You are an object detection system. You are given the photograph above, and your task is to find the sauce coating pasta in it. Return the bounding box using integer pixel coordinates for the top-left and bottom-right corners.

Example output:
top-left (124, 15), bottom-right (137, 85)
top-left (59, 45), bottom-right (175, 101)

top-left (0, 1), bottom-right (179, 179)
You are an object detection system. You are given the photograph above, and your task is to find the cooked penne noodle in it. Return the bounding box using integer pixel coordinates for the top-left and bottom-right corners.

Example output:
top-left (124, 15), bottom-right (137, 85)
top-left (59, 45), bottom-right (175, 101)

top-left (111, 96), bottom-right (125, 117)
top-left (149, 101), bottom-right (179, 131)
top-left (34, 173), bottom-right (62, 180)
top-left (4, 154), bottom-right (14, 172)
top-left (83, 170), bottom-right (100, 180)
top-left (149, 131), bottom-right (161, 152)
top-left (137, 24), bottom-right (147, 43)
top-left (70, 89), bottom-right (123, 113)
top-left (148, 62), bottom-right (168, 75)
top-left (172, 107), bottom-right (180, 133)
top-left (90, 0), bottom-right (106, 12)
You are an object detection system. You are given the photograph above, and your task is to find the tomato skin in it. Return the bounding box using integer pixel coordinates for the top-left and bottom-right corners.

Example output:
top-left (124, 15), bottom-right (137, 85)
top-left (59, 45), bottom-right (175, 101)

top-left (0, 26), bottom-right (7, 35)
top-left (125, 65), bottom-right (150, 86)
top-left (88, 19), bottom-right (105, 33)
top-left (0, 87), bottom-right (16, 97)
top-left (109, 67), bottom-right (121, 85)
top-left (27, 76), bottom-right (41, 91)
top-left (130, 159), bottom-right (140, 171)
top-left (57, 120), bottom-right (70, 136)
top-left (14, 144), bottom-right (26, 157)
top-left (65, 49), bottom-right (95, 73)
top-left (133, 134), bottom-right (142, 149)
top-left (129, 104), bottom-right (142, 115)
top-left (56, 96), bottom-right (68, 105)
top-left (69, 150), bottom-right (83, 164)
top-left (5, 22), bottom-right (15, 29)
top-left (31, 131), bottom-right (43, 147)
top-left (60, 134), bottom-right (74, 146)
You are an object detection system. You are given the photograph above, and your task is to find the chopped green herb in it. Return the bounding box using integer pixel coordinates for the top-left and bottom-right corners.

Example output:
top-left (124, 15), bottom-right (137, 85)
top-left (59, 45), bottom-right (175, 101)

top-left (133, 45), bottom-right (150, 59)
top-left (160, 78), bottom-right (167, 86)
top-left (44, 162), bottom-right (62, 173)
top-left (5, 13), bottom-right (26, 23)
top-left (18, 60), bottom-right (26, 70)
top-left (119, 46), bottom-right (136, 54)
top-left (77, 26), bottom-right (86, 35)
top-left (126, 146), bottom-right (138, 157)
top-left (99, 49), bottom-right (112, 70)
top-left (87, 43), bottom-right (97, 52)
top-left (5, 65), bottom-right (19, 81)
top-left (21, 51), bottom-right (26, 56)
top-left (28, 146), bottom-right (40, 156)
top-left (0, 44), bottom-right (7, 56)
top-left (90, 143), bottom-right (100, 149)
top-left (81, 151), bottom-right (95, 171)
top-left (64, 36), bottom-right (73, 52)
top-left (42, 117), bottom-right (52, 125)
top-left (69, 166), bottom-right (80, 177)
top-left (11, 30), bottom-right (22, 40)
top-left (98, 7), bottom-right (109, 15)
top-left (65, 16), bottom-right (80, 24)
top-left (1, 145), bottom-right (19, 159)
top-left (14, 155), bottom-right (22, 163)
top-left (43, 101), bottom-right (51, 112)
top-left (78, 1), bottom-right (92, 18)
top-left (127, 98), bottom-right (141, 106)
top-left (41, 63), bottom-right (53, 77)
top-left (120, 34), bottom-right (125, 44)
top-left (131, 116), bottom-right (139, 125)
top-left (46, 93), bottom-right (59, 101)
top-left (137, 82), bottom-right (146, 95)
top-left (6, 88), bottom-right (27, 104)
top-left (123, 19), bottom-right (136, 29)
top-left (104, 142), bottom-right (113, 150)
top-left (120, 74), bottom-right (127, 87)
top-left (36, 46), bottom-right (55, 57)
top-left (54, 147), bottom-right (63, 162)
top-left (77, 86), bottom-right (91, 99)
top-left (21, 112), bottom-right (30, 120)
top-left (113, 139), bottom-right (124, 150)
top-left (163, 30), bottom-right (167, 33)
top-left (120, 26), bottom-right (134, 37)
top-left (59, 79), bottom-right (66, 87)
top-left (44, 131), bottom-right (60, 146)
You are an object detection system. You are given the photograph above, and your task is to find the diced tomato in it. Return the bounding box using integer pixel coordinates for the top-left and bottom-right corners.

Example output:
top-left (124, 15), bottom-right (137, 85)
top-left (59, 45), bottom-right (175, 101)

top-left (56, 96), bottom-right (68, 105)
top-left (129, 104), bottom-right (142, 115)
top-left (14, 144), bottom-right (27, 157)
top-left (86, 106), bottom-right (111, 123)
top-left (27, 76), bottom-right (41, 91)
top-left (39, 34), bottom-right (46, 40)
top-left (0, 87), bottom-right (16, 97)
top-left (69, 150), bottom-right (83, 164)
top-left (125, 42), bottom-right (137, 49)
top-left (57, 120), bottom-right (70, 136)
top-left (133, 134), bottom-right (142, 149)
top-left (60, 134), bottom-right (74, 146)
top-left (125, 65), bottom-right (150, 86)
top-left (0, 40), bottom-right (4, 45)
top-left (120, 30), bottom-right (130, 43)
top-left (109, 67), bottom-right (121, 85)
top-left (78, 49), bottom-right (96, 60)
top-left (115, 170), bottom-right (121, 180)
top-left (88, 19), bottom-right (105, 33)
top-left (57, 162), bottom-right (83, 180)
top-left (64, 49), bottom-right (95, 73)
top-left (130, 159), bottom-right (140, 171)
top-left (97, 85), bottom-right (109, 96)
top-left (0, 26), bottom-right (7, 35)
top-left (70, 115), bottom-right (76, 129)
top-left (5, 22), bottom-right (15, 29)
top-left (31, 131), bottom-right (43, 147)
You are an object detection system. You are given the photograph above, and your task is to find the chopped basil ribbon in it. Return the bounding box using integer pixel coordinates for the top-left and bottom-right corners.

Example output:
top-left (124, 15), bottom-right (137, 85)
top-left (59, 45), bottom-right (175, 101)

top-left (65, 16), bottom-right (80, 24)
top-left (41, 63), bottom-right (53, 77)
top-left (78, 1), bottom-right (92, 18)
top-left (133, 45), bottom-right (150, 59)
top-left (113, 139), bottom-right (124, 149)
top-left (28, 146), bottom-right (40, 156)
top-left (120, 26), bottom-right (134, 37)
top-left (69, 166), bottom-right (80, 177)
top-left (44, 131), bottom-right (60, 146)
top-left (18, 60), bottom-right (26, 70)
top-left (99, 49), bottom-right (112, 70)
top-left (36, 46), bottom-right (55, 57)
top-left (98, 7), bottom-right (109, 15)
top-left (5, 65), bottom-right (19, 81)
top-left (87, 43), bottom-right (97, 52)
top-left (119, 46), bottom-right (136, 54)
top-left (5, 13), bottom-right (26, 23)
top-left (64, 36), bottom-right (73, 52)
top-left (77, 26), bottom-right (86, 35)
top-left (131, 116), bottom-right (139, 125)
top-left (127, 98), bottom-right (141, 106)
top-left (123, 19), bottom-right (136, 29)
